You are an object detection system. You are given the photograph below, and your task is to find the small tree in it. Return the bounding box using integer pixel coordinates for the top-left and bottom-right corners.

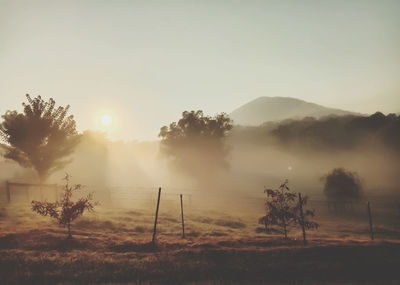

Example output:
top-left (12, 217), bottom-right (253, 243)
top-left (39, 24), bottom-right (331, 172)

top-left (259, 180), bottom-right (318, 239)
top-left (0, 94), bottom-right (80, 182)
top-left (31, 174), bottom-right (96, 238)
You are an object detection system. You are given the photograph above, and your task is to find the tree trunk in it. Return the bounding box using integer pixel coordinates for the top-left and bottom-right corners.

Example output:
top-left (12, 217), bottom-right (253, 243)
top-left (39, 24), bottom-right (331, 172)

top-left (282, 216), bottom-right (287, 239)
top-left (38, 172), bottom-right (48, 186)
top-left (283, 223), bottom-right (287, 239)
top-left (38, 174), bottom-right (47, 200)
top-left (67, 222), bottom-right (72, 239)
top-left (264, 217), bottom-right (268, 233)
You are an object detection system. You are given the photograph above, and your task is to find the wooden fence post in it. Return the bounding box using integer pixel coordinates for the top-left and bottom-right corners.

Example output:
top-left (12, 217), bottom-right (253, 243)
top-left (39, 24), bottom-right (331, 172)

top-left (298, 193), bottom-right (307, 245)
top-left (6, 181), bottom-right (10, 203)
top-left (152, 187), bottom-right (162, 245)
top-left (367, 201), bottom-right (374, 241)
top-left (264, 217), bottom-right (268, 233)
top-left (180, 194), bottom-right (185, 238)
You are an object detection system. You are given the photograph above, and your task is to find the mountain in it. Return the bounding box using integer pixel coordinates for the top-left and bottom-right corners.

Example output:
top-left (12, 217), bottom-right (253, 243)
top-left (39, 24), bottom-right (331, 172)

top-left (230, 97), bottom-right (358, 125)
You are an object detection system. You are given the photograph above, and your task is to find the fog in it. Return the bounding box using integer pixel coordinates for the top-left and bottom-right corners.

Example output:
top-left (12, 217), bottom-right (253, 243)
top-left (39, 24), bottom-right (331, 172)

top-left (1, 113), bottom-right (399, 211)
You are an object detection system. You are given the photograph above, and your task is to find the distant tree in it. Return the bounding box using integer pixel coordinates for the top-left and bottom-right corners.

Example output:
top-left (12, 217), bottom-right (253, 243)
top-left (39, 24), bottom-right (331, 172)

top-left (259, 180), bottom-right (318, 239)
top-left (0, 94), bottom-right (80, 182)
top-left (159, 110), bottom-right (233, 186)
top-left (31, 174), bottom-right (96, 238)
top-left (323, 168), bottom-right (362, 211)
top-left (272, 112), bottom-right (400, 152)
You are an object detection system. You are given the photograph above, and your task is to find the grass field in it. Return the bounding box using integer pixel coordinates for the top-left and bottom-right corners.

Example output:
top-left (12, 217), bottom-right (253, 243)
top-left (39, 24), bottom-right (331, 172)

top-left (1, 198), bottom-right (400, 284)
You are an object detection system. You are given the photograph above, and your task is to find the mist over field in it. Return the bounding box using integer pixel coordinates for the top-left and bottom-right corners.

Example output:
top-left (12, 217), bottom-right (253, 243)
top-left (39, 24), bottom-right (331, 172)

top-left (1, 100), bottom-right (400, 284)
top-left (1, 0), bottom-right (400, 284)
top-left (2, 111), bottom-right (399, 206)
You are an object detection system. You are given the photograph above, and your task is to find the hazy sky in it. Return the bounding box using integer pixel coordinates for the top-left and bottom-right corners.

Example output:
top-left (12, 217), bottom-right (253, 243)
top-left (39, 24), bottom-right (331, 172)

top-left (1, 0), bottom-right (399, 141)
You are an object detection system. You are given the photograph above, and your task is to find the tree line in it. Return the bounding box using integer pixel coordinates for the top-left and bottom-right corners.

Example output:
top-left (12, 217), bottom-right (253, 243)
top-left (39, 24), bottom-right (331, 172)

top-left (0, 95), bottom-right (233, 185)
top-left (0, 94), bottom-right (367, 239)
top-left (0, 95), bottom-right (366, 203)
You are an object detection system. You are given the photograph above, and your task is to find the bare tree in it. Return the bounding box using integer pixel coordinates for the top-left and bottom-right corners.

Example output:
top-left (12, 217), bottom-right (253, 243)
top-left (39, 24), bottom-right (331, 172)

top-left (0, 94), bottom-right (80, 182)
top-left (31, 174), bottom-right (96, 238)
top-left (260, 180), bottom-right (318, 239)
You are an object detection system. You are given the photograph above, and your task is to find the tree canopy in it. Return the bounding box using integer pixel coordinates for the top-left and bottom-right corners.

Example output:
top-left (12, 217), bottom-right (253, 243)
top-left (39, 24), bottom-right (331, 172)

top-left (0, 94), bottom-right (80, 182)
top-left (272, 112), bottom-right (400, 151)
top-left (323, 168), bottom-right (363, 202)
top-left (159, 110), bottom-right (233, 142)
top-left (159, 110), bottom-right (233, 186)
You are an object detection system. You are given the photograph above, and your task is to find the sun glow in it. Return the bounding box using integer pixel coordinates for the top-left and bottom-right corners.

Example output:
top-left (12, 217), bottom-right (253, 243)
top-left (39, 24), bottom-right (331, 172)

top-left (101, 115), bottom-right (113, 127)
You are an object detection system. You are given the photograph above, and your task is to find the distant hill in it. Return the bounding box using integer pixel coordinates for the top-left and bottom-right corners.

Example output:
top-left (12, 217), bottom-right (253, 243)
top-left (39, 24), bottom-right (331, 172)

top-left (230, 97), bottom-right (358, 125)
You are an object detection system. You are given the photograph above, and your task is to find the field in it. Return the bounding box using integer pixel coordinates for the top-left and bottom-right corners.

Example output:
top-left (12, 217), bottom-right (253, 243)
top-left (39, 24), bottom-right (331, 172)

top-left (1, 187), bottom-right (400, 285)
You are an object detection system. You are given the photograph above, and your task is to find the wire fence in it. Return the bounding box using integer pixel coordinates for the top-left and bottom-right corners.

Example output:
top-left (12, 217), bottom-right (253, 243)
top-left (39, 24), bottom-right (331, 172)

top-left (1, 181), bottom-right (400, 241)
top-left (2, 181), bottom-right (399, 216)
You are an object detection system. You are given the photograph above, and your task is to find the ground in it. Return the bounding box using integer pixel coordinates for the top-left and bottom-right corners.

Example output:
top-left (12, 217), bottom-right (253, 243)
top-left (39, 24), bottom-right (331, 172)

top-left (0, 199), bottom-right (400, 284)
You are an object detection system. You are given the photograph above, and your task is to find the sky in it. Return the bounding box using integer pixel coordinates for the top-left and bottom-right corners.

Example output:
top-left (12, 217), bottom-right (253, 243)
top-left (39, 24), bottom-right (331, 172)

top-left (1, 0), bottom-right (399, 141)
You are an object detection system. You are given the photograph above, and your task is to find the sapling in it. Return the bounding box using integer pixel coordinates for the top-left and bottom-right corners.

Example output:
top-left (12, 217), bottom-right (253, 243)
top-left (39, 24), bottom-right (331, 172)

top-left (260, 180), bottom-right (318, 239)
top-left (31, 174), bottom-right (96, 238)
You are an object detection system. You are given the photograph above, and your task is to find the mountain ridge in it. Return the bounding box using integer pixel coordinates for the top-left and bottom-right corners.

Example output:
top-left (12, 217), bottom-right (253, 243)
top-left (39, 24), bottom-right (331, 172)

top-left (230, 96), bottom-right (359, 125)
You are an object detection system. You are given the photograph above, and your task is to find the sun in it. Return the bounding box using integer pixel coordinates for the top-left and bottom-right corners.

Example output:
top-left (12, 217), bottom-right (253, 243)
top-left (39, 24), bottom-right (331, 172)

top-left (101, 115), bottom-right (113, 127)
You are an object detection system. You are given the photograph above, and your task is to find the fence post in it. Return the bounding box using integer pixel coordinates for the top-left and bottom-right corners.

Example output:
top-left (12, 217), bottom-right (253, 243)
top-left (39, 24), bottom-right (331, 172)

top-left (152, 187), bottom-right (162, 245)
top-left (6, 181), bottom-right (10, 203)
top-left (180, 194), bottom-right (185, 238)
top-left (298, 193), bottom-right (307, 245)
top-left (367, 201), bottom-right (374, 241)
top-left (264, 217), bottom-right (268, 233)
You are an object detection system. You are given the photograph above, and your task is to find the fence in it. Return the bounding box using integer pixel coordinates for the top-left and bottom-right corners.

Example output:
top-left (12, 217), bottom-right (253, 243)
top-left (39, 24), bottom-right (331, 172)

top-left (1, 181), bottom-right (399, 242)
top-left (3, 181), bottom-right (60, 203)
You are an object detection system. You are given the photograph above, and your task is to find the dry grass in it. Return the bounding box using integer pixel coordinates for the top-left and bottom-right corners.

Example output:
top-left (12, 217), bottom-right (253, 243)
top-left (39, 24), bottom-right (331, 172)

top-left (0, 201), bottom-right (399, 284)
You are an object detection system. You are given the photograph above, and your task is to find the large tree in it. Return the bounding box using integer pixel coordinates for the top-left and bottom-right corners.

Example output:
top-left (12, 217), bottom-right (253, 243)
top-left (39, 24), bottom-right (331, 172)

top-left (0, 94), bottom-right (80, 182)
top-left (159, 110), bottom-right (233, 186)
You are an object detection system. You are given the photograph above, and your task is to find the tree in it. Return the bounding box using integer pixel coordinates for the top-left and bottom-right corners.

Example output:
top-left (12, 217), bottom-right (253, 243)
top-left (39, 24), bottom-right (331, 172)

top-left (159, 110), bottom-right (233, 186)
top-left (259, 180), bottom-right (318, 239)
top-left (0, 94), bottom-right (80, 182)
top-left (272, 112), bottom-right (400, 152)
top-left (31, 174), bottom-right (96, 238)
top-left (323, 168), bottom-right (363, 212)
